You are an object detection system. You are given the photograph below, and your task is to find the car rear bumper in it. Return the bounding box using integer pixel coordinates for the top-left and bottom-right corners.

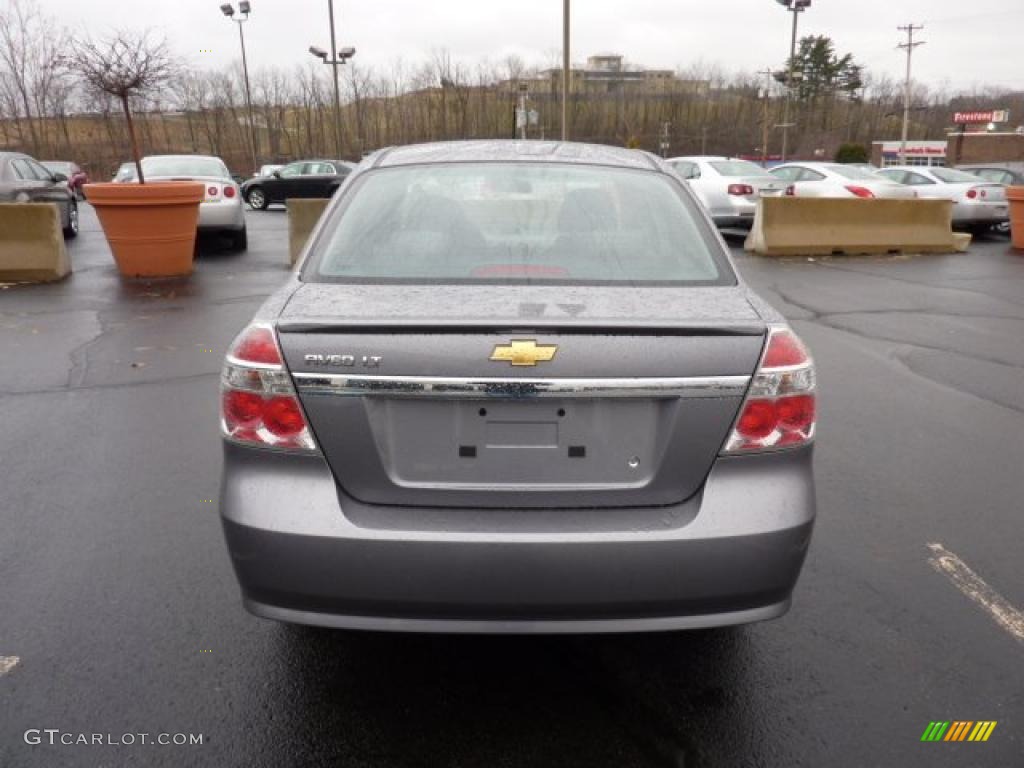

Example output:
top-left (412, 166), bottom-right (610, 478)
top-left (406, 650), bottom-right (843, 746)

top-left (198, 201), bottom-right (245, 231)
top-left (220, 443), bottom-right (816, 633)
top-left (952, 202), bottom-right (1009, 224)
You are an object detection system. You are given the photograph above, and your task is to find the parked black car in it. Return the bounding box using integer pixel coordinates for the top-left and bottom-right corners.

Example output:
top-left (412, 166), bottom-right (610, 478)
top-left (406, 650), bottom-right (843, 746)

top-left (0, 151), bottom-right (78, 238)
top-left (240, 159), bottom-right (353, 210)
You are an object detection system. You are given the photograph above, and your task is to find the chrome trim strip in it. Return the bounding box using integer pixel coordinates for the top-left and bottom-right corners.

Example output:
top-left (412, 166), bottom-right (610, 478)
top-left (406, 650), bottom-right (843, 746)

top-left (291, 373), bottom-right (751, 399)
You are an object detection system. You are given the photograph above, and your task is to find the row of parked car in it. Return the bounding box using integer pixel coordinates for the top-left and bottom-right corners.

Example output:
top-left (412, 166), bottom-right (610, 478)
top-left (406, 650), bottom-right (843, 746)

top-left (668, 156), bottom-right (1017, 233)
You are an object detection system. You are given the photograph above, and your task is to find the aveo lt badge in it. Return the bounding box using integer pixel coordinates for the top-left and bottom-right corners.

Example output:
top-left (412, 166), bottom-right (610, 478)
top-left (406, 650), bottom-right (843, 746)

top-left (490, 340), bottom-right (558, 367)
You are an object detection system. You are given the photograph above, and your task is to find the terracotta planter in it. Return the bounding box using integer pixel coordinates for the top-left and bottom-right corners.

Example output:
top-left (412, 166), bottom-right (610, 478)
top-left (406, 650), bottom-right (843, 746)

top-left (1009, 187), bottom-right (1024, 251)
top-left (84, 182), bottom-right (205, 278)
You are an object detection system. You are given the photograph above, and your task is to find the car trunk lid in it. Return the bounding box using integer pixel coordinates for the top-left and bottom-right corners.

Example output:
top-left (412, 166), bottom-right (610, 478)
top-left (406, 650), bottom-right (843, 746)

top-left (278, 283), bottom-right (765, 509)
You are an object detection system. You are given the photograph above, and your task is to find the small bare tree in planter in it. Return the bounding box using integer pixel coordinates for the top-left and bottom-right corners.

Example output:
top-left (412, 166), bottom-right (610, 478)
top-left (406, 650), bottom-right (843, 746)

top-left (73, 32), bottom-right (206, 278)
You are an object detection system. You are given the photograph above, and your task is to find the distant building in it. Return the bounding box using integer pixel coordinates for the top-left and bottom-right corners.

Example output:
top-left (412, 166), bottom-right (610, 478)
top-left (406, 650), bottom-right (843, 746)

top-left (501, 54), bottom-right (709, 99)
top-left (871, 140), bottom-right (947, 168)
top-left (871, 133), bottom-right (1024, 168)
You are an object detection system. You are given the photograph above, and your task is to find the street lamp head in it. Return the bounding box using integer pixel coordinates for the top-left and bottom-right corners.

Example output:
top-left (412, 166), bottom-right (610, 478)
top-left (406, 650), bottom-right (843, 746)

top-left (338, 46), bottom-right (356, 60)
top-left (220, 3), bottom-right (235, 16)
top-left (308, 46), bottom-right (328, 60)
top-left (238, 0), bottom-right (251, 13)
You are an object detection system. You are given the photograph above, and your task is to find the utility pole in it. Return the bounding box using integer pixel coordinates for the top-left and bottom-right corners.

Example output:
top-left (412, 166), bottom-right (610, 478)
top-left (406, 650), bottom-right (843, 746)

top-left (517, 83), bottom-right (528, 140)
top-left (659, 121), bottom-right (671, 158)
top-left (561, 0), bottom-right (570, 141)
top-left (775, 0), bottom-right (810, 163)
top-left (898, 23), bottom-right (925, 165)
top-left (759, 68), bottom-right (773, 167)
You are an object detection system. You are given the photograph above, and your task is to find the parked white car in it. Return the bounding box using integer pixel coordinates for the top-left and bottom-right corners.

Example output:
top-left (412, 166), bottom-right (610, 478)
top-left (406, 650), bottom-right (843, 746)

top-left (770, 162), bottom-right (916, 199)
top-left (668, 156), bottom-right (787, 228)
top-left (138, 155), bottom-right (247, 251)
top-left (876, 166), bottom-right (1009, 230)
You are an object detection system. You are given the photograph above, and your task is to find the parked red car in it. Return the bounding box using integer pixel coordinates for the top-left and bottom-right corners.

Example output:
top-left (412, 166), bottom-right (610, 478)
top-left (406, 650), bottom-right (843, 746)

top-left (41, 161), bottom-right (89, 200)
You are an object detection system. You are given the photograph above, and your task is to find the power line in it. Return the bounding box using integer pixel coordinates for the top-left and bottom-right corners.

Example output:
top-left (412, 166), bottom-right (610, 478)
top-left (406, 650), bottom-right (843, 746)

top-left (897, 23), bottom-right (925, 165)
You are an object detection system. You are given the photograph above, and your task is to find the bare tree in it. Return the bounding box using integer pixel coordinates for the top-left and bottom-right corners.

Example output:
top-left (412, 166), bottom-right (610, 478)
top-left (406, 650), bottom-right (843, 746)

top-left (70, 31), bottom-right (177, 183)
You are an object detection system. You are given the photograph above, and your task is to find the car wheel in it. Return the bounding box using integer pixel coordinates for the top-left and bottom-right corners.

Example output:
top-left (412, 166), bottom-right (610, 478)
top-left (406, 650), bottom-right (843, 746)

top-left (246, 187), bottom-right (268, 210)
top-left (230, 226), bottom-right (248, 252)
top-left (63, 200), bottom-right (79, 239)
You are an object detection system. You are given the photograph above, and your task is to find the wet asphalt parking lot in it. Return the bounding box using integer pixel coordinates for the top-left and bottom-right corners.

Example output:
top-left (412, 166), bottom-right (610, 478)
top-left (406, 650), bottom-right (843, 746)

top-left (1, 204), bottom-right (1022, 767)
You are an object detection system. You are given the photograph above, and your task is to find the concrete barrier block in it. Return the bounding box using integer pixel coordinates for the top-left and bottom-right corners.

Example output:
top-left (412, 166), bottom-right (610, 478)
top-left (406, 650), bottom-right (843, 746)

top-left (0, 203), bottom-right (70, 282)
top-left (745, 197), bottom-right (962, 257)
top-left (287, 199), bottom-right (330, 266)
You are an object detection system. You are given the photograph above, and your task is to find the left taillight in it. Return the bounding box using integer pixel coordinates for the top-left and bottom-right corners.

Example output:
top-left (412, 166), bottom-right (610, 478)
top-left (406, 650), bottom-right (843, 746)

top-left (220, 324), bottom-right (318, 451)
top-left (728, 183), bottom-right (755, 196)
top-left (722, 325), bottom-right (816, 455)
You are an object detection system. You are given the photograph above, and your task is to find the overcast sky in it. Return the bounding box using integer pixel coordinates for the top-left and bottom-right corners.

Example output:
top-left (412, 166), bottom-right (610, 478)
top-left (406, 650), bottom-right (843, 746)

top-left (49, 0), bottom-right (1023, 92)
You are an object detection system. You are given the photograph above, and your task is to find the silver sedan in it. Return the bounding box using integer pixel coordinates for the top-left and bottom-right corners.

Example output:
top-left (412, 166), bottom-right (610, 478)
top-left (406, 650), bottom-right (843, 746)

top-left (876, 166), bottom-right (1009, 230)
top-left (669, 156), bottom-right (787, 228)
top-left (139, 155), bottom-right (247, 250)
top-left (219, 141), bottom-right (816, 634)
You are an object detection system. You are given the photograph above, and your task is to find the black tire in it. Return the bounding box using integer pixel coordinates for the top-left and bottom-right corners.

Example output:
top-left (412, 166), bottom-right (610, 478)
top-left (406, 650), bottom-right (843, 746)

top-left (246, 187), bottom-right (269, 210)
top-left (230, 226), bottom-right (248, 252)
top-left (63, 200), bottom-right (79, 239)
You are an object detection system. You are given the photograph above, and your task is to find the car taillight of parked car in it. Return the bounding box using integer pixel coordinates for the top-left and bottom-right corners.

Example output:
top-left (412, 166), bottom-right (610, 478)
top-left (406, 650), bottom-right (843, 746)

top-left (224, 186), bottom-right (236, 198)
top-left (844, 185), bottom-right (875, 199)
top-left (727, 184), bottom-right (755, 196)
top-left (721, 326), bottom-right (816, 455)
top-left (785, 185), bottom-right (796, 196)
top-left (221, 325), bottom-right (318, 452)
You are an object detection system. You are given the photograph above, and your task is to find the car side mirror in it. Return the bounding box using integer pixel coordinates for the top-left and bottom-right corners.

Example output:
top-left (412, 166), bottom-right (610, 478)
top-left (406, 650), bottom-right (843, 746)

top-left (272, 170), bottom-right (282, 178)
top-left (52, 172), bottom-right (68, 182)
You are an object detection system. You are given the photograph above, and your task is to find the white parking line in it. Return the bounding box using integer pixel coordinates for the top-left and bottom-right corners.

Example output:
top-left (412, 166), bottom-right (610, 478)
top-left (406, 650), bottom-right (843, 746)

top-left (0, 656), bottom-right (19, 676)
top-left (927, 542), bottom-right (1024, 645)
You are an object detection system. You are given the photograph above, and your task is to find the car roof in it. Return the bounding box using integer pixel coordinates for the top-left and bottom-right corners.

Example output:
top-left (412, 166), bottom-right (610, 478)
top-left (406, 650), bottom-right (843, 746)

top-left (668, 156), bottom-right (731, 163)
top-left (371, 141), bottom-right (661, 171)
top-left (142, 154), bottom-right (225, 162)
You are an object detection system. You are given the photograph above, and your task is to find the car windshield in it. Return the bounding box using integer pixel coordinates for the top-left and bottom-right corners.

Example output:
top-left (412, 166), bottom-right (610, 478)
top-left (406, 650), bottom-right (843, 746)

top-left (141, 157), bottom-right (228, 179)
top-left (830, 165), bottom-right (884, 181)
top-left (709, 160), bottom-right (770, 177)
top-left (931, 167), bottom-right (988, 184)
top-left (307, 163), bottom-right (730, 286)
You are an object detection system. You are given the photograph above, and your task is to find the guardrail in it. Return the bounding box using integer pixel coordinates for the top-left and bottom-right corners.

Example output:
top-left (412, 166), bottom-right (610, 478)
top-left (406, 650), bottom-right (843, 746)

top-left (744, 197), bottom-right (970, 257)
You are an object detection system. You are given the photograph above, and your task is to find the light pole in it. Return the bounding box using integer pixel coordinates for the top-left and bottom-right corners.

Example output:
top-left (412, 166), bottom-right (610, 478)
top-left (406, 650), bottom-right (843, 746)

top-left (220, 2), bottom-right (259, 174)
top-left (309, 1), bottom-right (355, 159)
top-left (775, 0), bottom-right (810, 163)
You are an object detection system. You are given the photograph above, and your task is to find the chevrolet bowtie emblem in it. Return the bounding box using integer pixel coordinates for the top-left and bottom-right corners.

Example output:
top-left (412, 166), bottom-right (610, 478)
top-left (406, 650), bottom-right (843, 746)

top-left (490, 340), bottom-right (558, 367)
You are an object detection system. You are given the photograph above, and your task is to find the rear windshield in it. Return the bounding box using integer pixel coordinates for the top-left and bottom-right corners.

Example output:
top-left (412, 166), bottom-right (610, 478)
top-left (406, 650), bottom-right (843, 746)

top-left (305, 163), bottom-right (731, 286)
top-left (931, 167), bottom-right (986, 184)
top-left (141, 157), bottom-right (228, 179)
top-left (43, 161), bottom-right (72, 174)
top-left (830, 165), bottom-right (883, 181)
top-left (709, 160), bottom-right (769, 177)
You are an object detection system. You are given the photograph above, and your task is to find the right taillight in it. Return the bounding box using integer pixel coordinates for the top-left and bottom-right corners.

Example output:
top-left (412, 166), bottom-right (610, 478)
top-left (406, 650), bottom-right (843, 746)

top-left (220, 324), bottom-right (318, 452)
top-left (722, 326), bottom-right (816, 454)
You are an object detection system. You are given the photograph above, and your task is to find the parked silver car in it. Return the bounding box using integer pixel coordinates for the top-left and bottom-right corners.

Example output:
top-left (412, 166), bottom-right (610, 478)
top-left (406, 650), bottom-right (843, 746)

top-left (138, 155), bottom-right (247, 250)
top-left (876, 166), bottom-right (1009, 231)
top-left (668, 156), bottom-right (787, 228)
top-left (771, 161), bottom-right (916, 199)
top-left (219, 141), bottom-right (817, 634)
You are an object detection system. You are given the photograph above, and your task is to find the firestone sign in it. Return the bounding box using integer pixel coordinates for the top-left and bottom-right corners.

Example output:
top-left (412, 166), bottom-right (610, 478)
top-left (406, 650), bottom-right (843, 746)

top-left (953, 110), bottom-right (1010, 124)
